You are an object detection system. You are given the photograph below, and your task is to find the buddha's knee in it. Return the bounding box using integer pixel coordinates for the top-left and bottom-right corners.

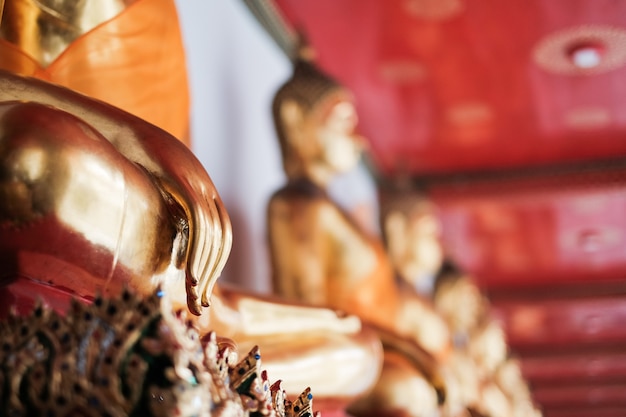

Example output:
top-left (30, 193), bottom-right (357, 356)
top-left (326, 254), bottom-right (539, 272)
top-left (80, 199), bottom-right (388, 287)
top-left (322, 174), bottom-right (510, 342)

top-left (0, 101), bottom-right (173, 296)
top-left (0, 118), bottom-right (55, 224)
top-left (349, 350), bottom-right (440, 417)
top-left (0, 101), bottom-right (115, 225)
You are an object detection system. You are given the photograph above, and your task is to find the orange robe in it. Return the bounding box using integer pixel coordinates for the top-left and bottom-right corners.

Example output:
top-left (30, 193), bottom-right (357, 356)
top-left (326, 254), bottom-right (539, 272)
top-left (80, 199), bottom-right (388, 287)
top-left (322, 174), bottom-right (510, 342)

top-left (0, 0), bottom-right (191, 146)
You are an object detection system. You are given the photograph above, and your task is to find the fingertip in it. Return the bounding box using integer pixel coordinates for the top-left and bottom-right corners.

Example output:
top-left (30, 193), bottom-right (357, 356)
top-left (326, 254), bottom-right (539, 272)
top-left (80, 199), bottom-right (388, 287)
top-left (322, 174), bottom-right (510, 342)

top-left (186, 295), bottom-right (202, 316)
top-left (187, 267), bottom-right (199, 286)
top-left (189, 303), bottom-right (202, 316)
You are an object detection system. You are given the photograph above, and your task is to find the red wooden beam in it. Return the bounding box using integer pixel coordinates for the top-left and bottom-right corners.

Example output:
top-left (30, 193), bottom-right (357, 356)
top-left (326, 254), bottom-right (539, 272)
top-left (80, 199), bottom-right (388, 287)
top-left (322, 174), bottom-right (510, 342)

top-left (519, 349), bottom-right (626, 384)
top-left (492, 296), bottom-right (626, 349)
top-left (543, 407), bottom-right (626, 417)
top-left (532, 382), bottom-right (626, 408)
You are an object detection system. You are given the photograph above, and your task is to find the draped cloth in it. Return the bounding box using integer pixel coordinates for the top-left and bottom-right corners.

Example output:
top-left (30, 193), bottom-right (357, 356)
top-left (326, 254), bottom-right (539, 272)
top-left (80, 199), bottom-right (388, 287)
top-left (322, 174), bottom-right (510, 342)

top-left (0, 0), bottom-right (191, 146)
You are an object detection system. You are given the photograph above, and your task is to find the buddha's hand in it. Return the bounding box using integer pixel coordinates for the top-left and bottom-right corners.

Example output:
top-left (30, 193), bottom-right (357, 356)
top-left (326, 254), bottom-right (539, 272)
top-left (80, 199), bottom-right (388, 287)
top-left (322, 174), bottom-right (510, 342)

top-left (144, 135), bottom-right (233, 316)
top-left (109, 114), bottom-right (233, 315)
top-left (176, 175), bottom-right (232, 315)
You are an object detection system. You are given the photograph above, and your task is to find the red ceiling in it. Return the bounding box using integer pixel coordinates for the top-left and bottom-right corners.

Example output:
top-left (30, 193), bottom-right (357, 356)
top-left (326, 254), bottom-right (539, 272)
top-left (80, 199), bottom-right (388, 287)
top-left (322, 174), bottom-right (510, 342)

top-left (273, 0), bottom-right (626, 177)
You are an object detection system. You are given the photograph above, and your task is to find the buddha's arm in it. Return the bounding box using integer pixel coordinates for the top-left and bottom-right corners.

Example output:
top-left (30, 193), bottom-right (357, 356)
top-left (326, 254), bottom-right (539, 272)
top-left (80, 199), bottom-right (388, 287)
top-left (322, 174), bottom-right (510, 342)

top-left (369, 325), bottom-right (447, 404)
top-left (0, 70), bottom-right (230, 315)
top-left (268, 193), bottom-right (384, 306)
top-left (267, 196), bottom-right (329, 305)
top-left (213, 285), bottom-right (362, 337)
top-left (396, 293), bottom-right (452, 361)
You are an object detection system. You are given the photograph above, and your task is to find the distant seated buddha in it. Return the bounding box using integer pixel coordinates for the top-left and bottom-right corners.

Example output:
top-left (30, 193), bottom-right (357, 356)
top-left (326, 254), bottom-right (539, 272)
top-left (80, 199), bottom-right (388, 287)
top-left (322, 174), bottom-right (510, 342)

top-left (380, 191), bottom-right (541, 417)
top-left (267, 48), bottom-right (452, 417)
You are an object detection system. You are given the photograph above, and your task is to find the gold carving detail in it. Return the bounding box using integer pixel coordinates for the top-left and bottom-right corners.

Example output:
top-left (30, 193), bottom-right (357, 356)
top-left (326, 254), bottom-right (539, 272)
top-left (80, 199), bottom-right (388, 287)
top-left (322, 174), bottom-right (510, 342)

top-left (0, 287), bottom-right (317, 417)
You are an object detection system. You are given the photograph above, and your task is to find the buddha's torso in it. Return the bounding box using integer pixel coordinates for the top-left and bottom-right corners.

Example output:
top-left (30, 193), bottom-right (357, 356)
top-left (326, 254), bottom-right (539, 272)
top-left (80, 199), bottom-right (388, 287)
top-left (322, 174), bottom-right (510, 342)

top-left (268, 179), bottom-right (400, 328)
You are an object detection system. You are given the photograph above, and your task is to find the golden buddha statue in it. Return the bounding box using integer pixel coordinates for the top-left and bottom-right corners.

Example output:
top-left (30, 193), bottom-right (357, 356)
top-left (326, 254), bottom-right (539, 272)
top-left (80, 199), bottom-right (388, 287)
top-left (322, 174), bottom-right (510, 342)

top-left (494, 359), bottom-right (542, 417)
top-left (267, 52), bottom-right (452, 416)
top-left (435, 273), bottom-right (541, 417)
top-left (380, 192), bottom-right (541, 417)
top-left (376, 197), bottom-right (536, 417)
top-left (380, 192), bottom-right (466, 416)
top-left (0, 1), bottom-right (384, 410)
top-left (381, 191), bottom-right (445, 297)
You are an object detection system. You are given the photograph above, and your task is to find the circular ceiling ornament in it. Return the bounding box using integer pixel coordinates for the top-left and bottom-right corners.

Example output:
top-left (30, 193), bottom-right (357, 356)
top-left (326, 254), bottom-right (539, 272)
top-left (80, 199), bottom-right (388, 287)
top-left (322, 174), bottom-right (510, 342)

top-left (567, 42), bottom-right (605, 69)
top-left (533, 25), bottom-right (626, 75)
top-left (403, 0), bottom-right (464, 21)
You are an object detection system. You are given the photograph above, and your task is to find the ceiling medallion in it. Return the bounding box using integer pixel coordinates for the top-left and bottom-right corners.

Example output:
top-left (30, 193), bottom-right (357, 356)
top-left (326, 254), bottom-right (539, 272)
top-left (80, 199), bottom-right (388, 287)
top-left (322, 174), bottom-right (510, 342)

top-left (533, 25), bottom-right (626, 75)
top-left (403, 0), bottom-right (464, 21)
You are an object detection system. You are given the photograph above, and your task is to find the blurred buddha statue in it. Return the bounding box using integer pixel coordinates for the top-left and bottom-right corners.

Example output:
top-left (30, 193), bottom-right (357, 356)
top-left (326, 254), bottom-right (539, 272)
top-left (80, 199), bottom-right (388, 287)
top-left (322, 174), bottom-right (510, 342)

top-left (267, 47), bottom-right (452, 417)
top-left (494, 359), bottom-right (542, 417)
top-left (381, 191), bottom-right (444, 297)
top-left (434, 250), bottom-right (539, 417)
top-left (381, 192), bottom-right (540, 417)
top-left (435, 263), bottom-right (543, 417)
top-left (0, 1), bottom-right (384, 409)
top-left (434, 266), bottom-right (507, 373)
top-left (380, 192), bottom-right (472, 416)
